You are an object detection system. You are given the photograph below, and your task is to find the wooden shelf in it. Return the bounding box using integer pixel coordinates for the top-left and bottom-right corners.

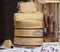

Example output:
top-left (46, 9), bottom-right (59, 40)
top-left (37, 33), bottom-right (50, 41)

top-left (43, 42), bottom-right (60, 45)
top-left (38, 0), bottom-right (60, 3)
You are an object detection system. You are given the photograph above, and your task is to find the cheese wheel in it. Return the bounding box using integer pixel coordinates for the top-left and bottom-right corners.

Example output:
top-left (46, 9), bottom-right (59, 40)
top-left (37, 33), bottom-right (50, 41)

top-left (14, 20), bottom-right (43, 28)
top-left (19, 2), bottom-right (37, 13)
top-left (14, 29), bottom-right (43, 37)
top-left (14, 12), bottom-right (43, 21)
top-left (14, 37), bottom-right (43, 45)
top-left (3, 40), bottom-right (13, 48)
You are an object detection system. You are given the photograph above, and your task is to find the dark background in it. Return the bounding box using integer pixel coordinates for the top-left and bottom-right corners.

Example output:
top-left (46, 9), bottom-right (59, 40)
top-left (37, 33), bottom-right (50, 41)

top-left (0, 0), bottom-right (27, 44)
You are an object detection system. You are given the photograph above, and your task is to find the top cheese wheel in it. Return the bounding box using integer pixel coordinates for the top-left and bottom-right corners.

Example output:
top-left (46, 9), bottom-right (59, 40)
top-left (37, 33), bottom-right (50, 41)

top-left (18, 2), bottom-right (37, 13)
top-left (14, 37), bottom-right (43, 45)
top-left (14, 12), bottom-right (43, 21)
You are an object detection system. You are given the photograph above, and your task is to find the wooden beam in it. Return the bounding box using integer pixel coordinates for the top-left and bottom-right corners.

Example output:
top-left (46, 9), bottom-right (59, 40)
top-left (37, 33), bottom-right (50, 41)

top-left (54, 3), bottom-right (59, 41)
top-left (58, 4), bottom-right (60, 41)
top-left (38, 0), bottom-right (60, 3)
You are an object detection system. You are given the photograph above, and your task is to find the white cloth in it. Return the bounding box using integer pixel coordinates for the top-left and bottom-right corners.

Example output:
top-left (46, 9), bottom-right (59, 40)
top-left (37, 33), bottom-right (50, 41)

top-left (0, 45), bottom-right (60, 52)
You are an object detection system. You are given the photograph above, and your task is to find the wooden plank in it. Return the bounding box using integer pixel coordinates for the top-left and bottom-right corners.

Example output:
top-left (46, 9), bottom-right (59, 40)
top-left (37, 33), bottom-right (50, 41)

top-left (59, 4), bottom-right (60, 29)
top-left (38, 0), bottom-right (60, 3)
top-left (43, 4), bottom-right (50, 14)
top-left (14, 29), bottom-right (43, 37)
top-left (59, 33), bottom-right (60, 41)
top-left (54, 3), bottom-right (59, 41)
top-left (38, 3), bottom-right (43, 12)
top-left (14, 20), bottom-right (43, 28)
top-left (14, 37), bottom-right (43, 45)
top-left (59, 4), bottom-right (60, 41)
top-left (50, 4), bottom-right (55, 18)
top-left (43, 42), bottom-right (60, 45)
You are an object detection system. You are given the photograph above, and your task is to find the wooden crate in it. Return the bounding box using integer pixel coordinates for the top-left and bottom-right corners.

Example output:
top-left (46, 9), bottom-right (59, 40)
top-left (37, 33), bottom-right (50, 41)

top-left (14, 37), bottom-right (43, 45)
top-left (14, 12), bottom-right (43, 21)
top-left (14, 29), bottom-right (43, 37)
top-left (14, 20), bottom-right (43, 28)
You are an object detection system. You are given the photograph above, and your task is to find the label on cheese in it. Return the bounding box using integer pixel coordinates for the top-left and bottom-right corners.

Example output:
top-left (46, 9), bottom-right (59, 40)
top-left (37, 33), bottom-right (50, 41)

top-left (34, 30), bottom-right (43, 36)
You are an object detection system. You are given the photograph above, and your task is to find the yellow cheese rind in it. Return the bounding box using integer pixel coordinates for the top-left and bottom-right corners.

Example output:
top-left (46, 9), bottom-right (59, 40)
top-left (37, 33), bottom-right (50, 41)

top-left (14, 29), bottom-right (43, 37)
top-left (14, 20), bottom-right (43, 28)
top-left (19, 2), bottom-right (37, 13)
top-left (14, 37), bottom-right (43, 45)
top-left (14, 12), bottom-right (43, 21)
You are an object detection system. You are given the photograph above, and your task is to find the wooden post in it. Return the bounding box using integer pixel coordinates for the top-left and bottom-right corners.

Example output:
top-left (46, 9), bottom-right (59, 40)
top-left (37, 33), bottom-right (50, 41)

top-left (54, 3), bottom-right (59, 41)
top-left (59, 4), bottom-right (60, 41)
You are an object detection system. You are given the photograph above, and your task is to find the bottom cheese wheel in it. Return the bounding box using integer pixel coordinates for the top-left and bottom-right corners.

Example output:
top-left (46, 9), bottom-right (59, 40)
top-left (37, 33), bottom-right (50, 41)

top-left (14, 37), bottom-right (43, 45)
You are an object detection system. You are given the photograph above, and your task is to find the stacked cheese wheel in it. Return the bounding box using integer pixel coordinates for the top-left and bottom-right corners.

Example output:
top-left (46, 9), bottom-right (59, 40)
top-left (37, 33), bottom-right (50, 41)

top-left (14, 2), bottom-right (43, 47)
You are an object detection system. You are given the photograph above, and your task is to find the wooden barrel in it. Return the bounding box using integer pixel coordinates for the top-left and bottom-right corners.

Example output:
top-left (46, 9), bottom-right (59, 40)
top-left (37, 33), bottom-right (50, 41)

top-left (14, 12), bottom-right (43, 21)
top-left (14, 37), bottom-right (43, 45)
top-left (14, 20), bottom-right (43, 28)
top-left (14, 29), bottom-right (43, 37)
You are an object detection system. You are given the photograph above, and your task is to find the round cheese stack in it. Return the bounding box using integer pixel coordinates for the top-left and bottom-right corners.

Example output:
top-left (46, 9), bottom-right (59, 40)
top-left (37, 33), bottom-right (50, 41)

top-left (14, 37), bottom-right (43, 45)
top-left (14, 20), bottom-right (43, 28)
top-left (14, 12), bottom-right (43, 21)
top-left (15, 29), bottom-right (43, 37)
